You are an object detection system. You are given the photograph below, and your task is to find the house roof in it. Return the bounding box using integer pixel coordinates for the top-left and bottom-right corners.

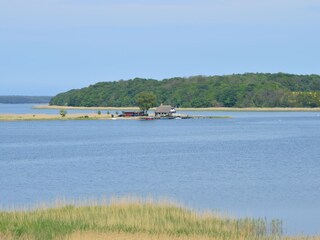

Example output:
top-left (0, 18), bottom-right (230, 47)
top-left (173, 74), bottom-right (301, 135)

top-left (155, 105), bottom-right (174, 113)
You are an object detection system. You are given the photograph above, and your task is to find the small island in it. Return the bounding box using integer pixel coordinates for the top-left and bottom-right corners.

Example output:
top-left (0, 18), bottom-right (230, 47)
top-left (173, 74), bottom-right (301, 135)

top-left (49, 73), bottom-right (320, 109)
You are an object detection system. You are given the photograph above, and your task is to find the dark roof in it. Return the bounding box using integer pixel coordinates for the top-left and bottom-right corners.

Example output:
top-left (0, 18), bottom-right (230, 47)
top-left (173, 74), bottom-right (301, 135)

top-left (155, 105), bottom-right (173, 113)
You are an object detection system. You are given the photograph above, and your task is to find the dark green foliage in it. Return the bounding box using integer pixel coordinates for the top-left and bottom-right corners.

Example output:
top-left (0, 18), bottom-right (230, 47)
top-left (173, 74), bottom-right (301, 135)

top-left (49, 73), bottom-right (320, 108)
top-left (0, 96), bottom-right (52, 104)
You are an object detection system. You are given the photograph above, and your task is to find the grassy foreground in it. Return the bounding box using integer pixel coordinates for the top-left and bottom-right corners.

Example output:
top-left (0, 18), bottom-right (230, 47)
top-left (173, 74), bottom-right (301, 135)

top-left (0, 199), bottom-right (316, 240)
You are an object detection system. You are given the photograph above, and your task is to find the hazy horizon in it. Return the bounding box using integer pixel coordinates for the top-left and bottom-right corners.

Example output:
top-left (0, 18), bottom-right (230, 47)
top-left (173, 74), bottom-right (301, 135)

top-left (1, 0), bottom-right (319, 95)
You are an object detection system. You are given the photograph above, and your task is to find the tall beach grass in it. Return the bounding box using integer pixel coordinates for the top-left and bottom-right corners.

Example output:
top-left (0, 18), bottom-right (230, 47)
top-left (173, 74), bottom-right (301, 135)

top-left (0, 198), bottom-right (317, 240)
top-left (0, 197), bottom-right (282, 240)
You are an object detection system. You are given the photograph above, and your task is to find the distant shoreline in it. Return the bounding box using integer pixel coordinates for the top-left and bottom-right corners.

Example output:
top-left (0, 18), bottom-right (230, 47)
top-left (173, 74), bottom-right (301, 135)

top-left (34, 105), bottom-right (320, 112)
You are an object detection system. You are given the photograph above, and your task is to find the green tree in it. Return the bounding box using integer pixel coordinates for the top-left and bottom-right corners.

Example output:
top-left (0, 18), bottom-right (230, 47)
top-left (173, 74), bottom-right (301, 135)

top-left (135, 92), bottom-right (156, 113)
top-left (60, 109), bottom-right (67, 117)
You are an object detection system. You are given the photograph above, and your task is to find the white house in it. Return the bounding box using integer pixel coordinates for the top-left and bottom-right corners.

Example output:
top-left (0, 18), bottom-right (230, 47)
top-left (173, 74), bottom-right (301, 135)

top-left (155, 104), bottom-right (176, 117)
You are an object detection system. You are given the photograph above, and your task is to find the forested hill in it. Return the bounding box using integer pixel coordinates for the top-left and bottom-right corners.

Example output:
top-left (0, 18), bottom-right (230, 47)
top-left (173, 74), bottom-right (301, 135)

top-left (49, 73), bottom-right (320, 108)
top-left (0, 96), bottom-right (52, 104)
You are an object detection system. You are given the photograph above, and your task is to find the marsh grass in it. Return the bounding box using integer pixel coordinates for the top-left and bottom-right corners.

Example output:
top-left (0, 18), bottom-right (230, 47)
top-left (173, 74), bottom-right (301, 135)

top-left (0, 198), bottom-right (287, 240)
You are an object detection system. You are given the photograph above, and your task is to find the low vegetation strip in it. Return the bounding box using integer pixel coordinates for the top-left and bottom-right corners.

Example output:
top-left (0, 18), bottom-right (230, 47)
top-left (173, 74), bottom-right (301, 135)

top-left (0, 114), bottom-right (230, 121)
top-left (0, 199), bottom-right (285, 240)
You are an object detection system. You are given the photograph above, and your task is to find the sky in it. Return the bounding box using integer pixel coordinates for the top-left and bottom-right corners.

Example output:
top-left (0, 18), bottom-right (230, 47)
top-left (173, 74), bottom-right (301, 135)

top-left (1, 0), bottom-right (320, 95)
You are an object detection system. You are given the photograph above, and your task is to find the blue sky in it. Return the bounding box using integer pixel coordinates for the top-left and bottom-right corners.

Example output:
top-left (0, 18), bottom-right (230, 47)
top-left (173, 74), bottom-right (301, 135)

top-left (1, 0), bottom-right (320, 95)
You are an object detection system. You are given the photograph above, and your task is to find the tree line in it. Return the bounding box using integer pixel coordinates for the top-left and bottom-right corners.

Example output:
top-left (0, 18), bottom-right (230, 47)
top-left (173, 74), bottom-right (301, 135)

top-left (0, 96), bottom-right (52, 104)
top-left (49, 73), bottom-right (320, 108)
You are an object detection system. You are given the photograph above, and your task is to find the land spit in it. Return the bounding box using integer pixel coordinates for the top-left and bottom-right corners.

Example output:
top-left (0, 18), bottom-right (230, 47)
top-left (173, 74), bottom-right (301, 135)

top-left (0, 113), bottom-right (112, 121)
top-left (0, 113), bottom-right (230, 121)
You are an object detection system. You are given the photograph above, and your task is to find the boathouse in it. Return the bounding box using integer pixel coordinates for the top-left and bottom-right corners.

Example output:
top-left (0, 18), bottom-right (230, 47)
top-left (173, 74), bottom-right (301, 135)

top-left (119, 111), bottom-right (145, 117)
top-left (155, 104), bottom-right (176, 117)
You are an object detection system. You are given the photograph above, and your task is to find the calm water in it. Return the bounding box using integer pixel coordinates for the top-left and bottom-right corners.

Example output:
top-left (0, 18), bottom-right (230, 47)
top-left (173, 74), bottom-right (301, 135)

top-left (1, 104), bottom-right (320, 235)
top-left (0, 103), bottom-right (119, 115)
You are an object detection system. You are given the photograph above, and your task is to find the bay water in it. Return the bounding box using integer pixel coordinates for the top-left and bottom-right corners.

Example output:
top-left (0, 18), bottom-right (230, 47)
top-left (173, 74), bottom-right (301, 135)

top-left (1, 104), bottom-right (320, 235)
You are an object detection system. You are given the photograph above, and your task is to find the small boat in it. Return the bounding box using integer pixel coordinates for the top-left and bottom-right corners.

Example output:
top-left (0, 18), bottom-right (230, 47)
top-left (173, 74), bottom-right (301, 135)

top-left (169, 108), bottom-right (176, 113)
top-left (140, 117), bottom-right (154, 120)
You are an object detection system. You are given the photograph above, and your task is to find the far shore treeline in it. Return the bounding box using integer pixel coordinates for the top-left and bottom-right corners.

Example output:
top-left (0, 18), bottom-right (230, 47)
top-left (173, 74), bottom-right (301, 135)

top-left (50, 73), bottom-right (320, 108)
top-left (0, 96), bottom-right (52, 104)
